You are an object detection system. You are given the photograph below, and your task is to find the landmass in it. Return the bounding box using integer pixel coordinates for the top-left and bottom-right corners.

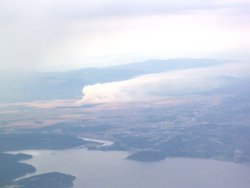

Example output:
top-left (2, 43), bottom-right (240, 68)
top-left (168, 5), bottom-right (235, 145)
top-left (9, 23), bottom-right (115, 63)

top-left (1, 60), bottom-right (250, 185)
top-left (0, 153), bottom-right (35, 186)
top-left (3, 172), bottom-right (75, 188)
top-left (127, 151), bottom-right (166, 162)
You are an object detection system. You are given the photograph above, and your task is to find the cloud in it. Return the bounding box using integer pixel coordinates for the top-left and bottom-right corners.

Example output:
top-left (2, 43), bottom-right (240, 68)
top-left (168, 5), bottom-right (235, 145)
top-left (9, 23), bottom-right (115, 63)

top-left (81, 63), bottom-right (250, 104)
top-left (0, 0), bottom-right (249, 71)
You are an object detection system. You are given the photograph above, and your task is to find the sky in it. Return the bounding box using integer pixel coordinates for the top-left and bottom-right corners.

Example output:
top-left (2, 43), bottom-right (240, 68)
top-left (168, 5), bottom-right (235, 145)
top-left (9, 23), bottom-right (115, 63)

top-left (0, 0), bottom-right (249, 71)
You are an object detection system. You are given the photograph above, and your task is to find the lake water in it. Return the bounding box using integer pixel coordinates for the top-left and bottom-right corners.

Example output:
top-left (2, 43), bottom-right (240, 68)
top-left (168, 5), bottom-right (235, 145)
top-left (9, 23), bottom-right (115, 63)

top-left (13, 148), bottom-right (250, 188)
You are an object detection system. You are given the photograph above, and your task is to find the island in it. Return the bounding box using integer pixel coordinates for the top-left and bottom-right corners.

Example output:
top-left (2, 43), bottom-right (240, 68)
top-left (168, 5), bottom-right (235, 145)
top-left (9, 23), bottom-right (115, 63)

top-left (4, 172), bottom-right (76, 188)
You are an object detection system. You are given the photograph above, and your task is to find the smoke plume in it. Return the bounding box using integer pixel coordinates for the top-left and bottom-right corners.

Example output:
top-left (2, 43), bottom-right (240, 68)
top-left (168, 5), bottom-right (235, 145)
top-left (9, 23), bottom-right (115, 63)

top-left (81, 63), bottom-right (250, 104)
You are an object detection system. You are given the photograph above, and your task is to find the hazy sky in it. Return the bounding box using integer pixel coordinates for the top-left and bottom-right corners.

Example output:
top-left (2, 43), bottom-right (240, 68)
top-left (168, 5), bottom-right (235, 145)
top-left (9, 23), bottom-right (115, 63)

top-left (0, 0), bottom-right (249, 71)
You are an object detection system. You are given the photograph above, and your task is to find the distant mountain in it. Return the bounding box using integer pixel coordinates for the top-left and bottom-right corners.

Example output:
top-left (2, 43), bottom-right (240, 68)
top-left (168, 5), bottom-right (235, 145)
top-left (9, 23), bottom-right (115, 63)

top-left (0, 59), bottom-right (225, 102)
top-left (108, 58), bottom-right (224, 72)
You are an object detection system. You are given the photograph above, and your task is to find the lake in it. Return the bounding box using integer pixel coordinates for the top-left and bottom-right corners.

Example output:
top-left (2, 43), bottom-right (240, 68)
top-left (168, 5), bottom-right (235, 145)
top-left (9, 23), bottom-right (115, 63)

top-left (13, 148), bottom-right (250, 188)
